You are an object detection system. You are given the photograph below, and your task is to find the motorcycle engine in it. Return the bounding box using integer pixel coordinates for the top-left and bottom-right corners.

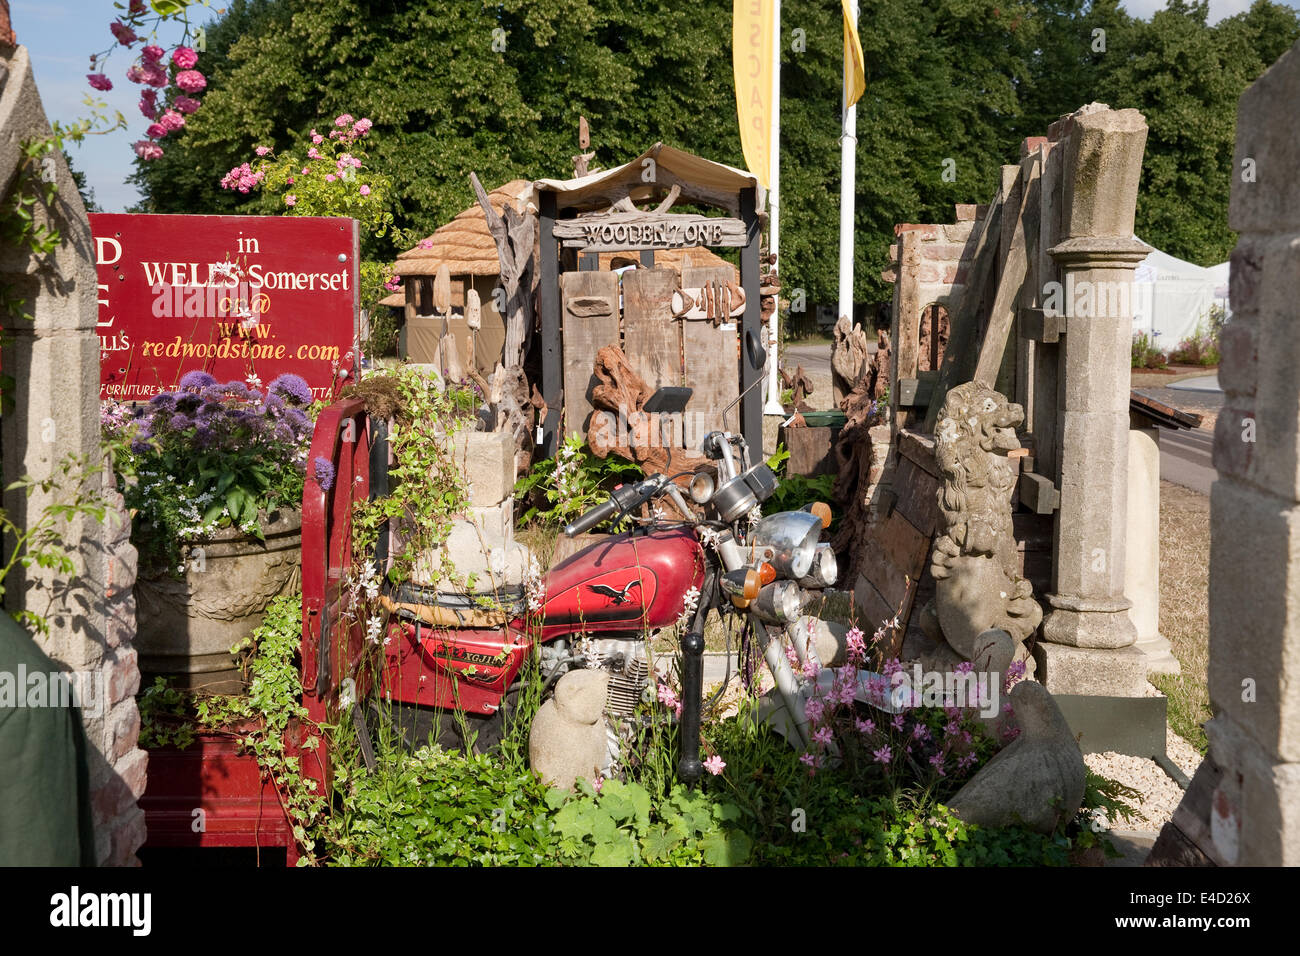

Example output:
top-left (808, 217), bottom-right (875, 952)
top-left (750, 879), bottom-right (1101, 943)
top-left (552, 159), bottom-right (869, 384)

top-left (577, 637), bottom-right (653, 720)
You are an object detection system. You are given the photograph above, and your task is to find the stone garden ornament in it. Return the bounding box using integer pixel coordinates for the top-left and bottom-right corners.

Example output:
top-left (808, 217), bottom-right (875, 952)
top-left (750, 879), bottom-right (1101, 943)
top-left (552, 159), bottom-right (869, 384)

top-left (922, 382), bottom-right (1041, 679)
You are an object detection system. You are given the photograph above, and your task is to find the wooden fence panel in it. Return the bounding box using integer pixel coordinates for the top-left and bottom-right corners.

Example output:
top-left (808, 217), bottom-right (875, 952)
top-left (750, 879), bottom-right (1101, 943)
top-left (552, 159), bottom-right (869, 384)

top-left (560, 270), bottom-right (621, 439)
top-left (681, 263), bottom-right (739, 448)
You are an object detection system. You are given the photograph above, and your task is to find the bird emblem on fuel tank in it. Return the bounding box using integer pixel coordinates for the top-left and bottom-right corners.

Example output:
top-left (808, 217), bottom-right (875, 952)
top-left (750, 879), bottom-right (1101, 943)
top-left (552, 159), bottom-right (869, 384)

top-left (588, 580), bottom-right (641, 605)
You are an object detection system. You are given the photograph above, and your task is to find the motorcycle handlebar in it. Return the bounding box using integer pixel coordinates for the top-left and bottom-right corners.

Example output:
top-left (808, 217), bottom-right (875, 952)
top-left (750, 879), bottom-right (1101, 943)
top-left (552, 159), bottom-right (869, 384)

top-left (563, 480), bottom-right (656, 538)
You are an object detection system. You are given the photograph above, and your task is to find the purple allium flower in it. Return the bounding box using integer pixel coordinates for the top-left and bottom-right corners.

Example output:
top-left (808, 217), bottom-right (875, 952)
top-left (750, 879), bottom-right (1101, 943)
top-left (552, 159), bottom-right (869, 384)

top-left (313, 456), bottom-right (335, 491)
top-left (179, 370), bottom-right (217, 390)
top-left (267, 373), bottom-right (312, 406)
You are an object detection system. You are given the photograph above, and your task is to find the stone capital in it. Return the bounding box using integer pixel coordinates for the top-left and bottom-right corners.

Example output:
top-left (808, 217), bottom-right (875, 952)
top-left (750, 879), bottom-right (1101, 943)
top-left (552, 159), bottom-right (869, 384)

top-left (1048, 235), bottom-right (1150, 269)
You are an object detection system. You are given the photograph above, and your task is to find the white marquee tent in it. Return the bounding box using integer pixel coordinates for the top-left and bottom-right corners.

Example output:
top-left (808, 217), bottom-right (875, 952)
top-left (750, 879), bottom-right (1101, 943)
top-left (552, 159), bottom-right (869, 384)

top-left (1132, 238), bottom-right (1230, 347)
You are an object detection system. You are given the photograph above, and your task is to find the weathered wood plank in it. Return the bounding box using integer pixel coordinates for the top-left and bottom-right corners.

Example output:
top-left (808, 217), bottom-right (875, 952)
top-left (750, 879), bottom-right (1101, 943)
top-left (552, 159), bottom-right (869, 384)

top-left (621, 268), bottom-right (680, 395)
top-left (922, 194), bottom-right (1005, 433)
top-left (893, 230), bottom-right (922, 431)
top-left (1015, 149), bottom-right (1044, 421)
top-left (977, 165), bottom-right (1039, 390)
top-left (1032, 141), bottom-right (1063, 483)
top-left (560, 270), bottom-right (620, 439)
top-left (680, 264), bottom-right (740, 446)
top-left (554, 212), bottom-right (748, 250)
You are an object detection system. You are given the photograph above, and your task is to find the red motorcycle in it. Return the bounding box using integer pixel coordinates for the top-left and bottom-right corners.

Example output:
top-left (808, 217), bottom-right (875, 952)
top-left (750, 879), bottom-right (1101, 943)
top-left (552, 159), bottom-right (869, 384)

top-left (376, 393), bottom-right (835, 780)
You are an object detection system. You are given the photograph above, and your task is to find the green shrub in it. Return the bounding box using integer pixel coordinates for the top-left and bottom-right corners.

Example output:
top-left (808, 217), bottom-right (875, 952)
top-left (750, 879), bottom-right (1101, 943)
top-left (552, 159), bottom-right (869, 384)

top-left (1131, 332), bottom-right (1168, 369)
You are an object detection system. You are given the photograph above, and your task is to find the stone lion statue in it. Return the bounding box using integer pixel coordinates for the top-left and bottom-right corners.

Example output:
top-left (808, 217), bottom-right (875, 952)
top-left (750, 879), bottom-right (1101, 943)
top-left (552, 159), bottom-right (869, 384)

top-left (920, 382), bottom-right (1040, 678)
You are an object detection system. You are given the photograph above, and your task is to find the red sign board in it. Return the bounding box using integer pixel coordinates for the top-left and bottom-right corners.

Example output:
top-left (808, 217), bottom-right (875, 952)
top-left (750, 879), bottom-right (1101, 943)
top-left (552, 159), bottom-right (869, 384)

top-left (91, 213), bottom-right (359, 402)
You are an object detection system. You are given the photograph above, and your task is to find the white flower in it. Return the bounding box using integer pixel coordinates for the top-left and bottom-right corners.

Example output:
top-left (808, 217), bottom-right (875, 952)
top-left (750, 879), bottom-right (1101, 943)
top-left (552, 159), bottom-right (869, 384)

top-left (697, 526), bottom-right (721, 549)
top-left (246, 373), bottom-right (262, 389)
top-left (676, 585), bottom-right (701, 628)
top-left (366, 615), bottom-right (383, 644)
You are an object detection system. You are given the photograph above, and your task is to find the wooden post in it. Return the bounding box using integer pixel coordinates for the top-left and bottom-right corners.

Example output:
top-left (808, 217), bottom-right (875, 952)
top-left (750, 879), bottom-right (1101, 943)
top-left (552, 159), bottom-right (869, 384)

top-left (740, 186), bottom-right (762, 452)
top-left (539, 189), bottom-right (561, 457)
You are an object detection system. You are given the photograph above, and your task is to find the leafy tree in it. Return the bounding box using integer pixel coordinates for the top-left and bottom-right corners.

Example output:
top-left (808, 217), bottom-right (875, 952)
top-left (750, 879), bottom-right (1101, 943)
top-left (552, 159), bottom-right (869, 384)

top-left (129, 0), bottom-right (1300, 305)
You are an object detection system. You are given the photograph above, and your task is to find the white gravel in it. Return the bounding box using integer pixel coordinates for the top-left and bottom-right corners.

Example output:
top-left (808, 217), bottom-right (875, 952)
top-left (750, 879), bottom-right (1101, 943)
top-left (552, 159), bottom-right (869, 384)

top-left (1084, 719), bottom-right (1202, 834)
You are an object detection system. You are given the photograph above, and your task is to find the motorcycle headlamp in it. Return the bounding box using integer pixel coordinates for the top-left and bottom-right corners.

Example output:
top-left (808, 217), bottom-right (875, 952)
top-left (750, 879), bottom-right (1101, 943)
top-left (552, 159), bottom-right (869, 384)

top-left (751, 512), bottom-right (823, 580)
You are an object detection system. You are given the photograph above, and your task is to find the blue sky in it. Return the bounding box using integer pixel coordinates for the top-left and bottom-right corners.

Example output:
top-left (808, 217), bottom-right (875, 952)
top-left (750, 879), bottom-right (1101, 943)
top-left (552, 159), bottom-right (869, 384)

top-left (10, 0), bottom-right (1298, 213)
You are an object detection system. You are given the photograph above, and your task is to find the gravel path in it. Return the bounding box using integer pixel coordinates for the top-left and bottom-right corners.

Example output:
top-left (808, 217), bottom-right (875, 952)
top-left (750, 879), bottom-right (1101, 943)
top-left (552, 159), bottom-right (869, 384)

top-left (1084, 722), bottom-right (1202, 834)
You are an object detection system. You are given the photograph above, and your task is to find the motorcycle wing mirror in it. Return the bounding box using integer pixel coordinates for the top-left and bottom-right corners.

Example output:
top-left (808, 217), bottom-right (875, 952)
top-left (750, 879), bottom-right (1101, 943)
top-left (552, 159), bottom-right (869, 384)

top-left (745, 329), bottom-right (767, 370)
top-left (643, 386), bottom-right (692, 415)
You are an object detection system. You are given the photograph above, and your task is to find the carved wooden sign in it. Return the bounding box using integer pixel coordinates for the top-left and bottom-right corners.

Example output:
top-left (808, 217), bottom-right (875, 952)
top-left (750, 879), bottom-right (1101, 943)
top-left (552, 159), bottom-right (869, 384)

top-left (553, 212), bottom-right (747, 251)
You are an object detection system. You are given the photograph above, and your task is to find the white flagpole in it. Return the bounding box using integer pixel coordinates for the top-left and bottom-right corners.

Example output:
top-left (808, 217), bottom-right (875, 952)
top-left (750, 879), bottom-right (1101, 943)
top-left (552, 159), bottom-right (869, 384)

top-left (837, 0), bottom-right (859, 333)
top-left (764, 0), bottom-right (784, 415)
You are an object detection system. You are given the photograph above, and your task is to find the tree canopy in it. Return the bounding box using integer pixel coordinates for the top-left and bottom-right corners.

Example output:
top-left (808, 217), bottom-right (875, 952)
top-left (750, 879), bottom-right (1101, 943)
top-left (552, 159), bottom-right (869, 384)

top-left (130, 0), bottom-right (1300, 307)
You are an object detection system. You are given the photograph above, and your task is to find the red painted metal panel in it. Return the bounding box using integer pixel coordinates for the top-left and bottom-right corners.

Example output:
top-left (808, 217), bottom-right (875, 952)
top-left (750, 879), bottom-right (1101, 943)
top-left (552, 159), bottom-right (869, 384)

top-left (90, 213), bottom-right (359, 402)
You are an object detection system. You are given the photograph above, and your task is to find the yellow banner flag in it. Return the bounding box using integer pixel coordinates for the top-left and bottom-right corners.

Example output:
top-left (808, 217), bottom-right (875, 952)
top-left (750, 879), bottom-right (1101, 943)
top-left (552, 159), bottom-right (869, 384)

top-left (843, 0), bottom-right (866, 108)
top-left (733, 0), bottom-right (773, 189)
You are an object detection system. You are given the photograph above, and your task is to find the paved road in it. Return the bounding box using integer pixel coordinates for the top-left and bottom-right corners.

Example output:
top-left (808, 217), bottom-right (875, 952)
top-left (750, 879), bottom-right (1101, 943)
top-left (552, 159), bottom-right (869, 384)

top-left (1137, 379), bottom-right (1224, 496)
top-left (784, 343), bottom-right (832, 375)
top-left (1160, 427), bottom-right (1216, 496)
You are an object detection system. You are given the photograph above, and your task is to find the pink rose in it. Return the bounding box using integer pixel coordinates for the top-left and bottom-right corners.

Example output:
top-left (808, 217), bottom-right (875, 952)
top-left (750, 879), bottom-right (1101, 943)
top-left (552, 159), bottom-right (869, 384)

top-left (307, 147), bottom-right (320, 160)
top-left (255, 145), bottom-right (272, 157)
top-left (146, 123), bottom-right (168, 140)
top-left (325, 173), bottom-right (336, 182)
top-left (311, 133), bottom-right (323, 144)
top-left (159, 110), bottom-right (185, 132)
top-left (143, 64), bottom-right (168, 88)
top-left (301, 167), bottom-right (311, 175)
top-left (110, 21), bottom-right (138, 46)
top-left (174, 70), bottom-right (206, 93)
top-left (171, 47), bottom-right (199, 70)
top-left (173, 96), bottom-right (201, 114)
top-left (286, 177), bottom-right (295, 185)
top-left (87, 73), bottom-right (113, 91)
top-left (359, 185), bottom-right (370, 196)
top-left (125, 64), bottom-right (146, 84)
top-left (141, 45), bottom-right (165, 64)
top-left (285, 195), bottom-right (297, 207)
top-left (129, 0), bottom-right (146, 12)
top-left (418, 238), bottom-right (434, 250)
top-left (133, 140), bottom-right (164, 161)
top-left (353, 118), bottom-right (372, 135)
top-left (334, 113), bottom-right (354, 127)
top-left (138, 97), bottom-right (157, 119)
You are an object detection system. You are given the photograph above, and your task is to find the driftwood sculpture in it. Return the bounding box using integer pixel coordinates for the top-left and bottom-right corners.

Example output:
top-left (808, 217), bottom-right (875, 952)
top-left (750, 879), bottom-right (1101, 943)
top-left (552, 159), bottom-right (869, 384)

top-left (919, 381), bottom-right (1040, 678)
top-left (585, 345), bottom-right (708, 483)
top-left (831, 314), bottom-right (870, 403)
top-left (471, 171), bottom-right (537, 471)
top-left (779, 364), bottom-right (814, 412)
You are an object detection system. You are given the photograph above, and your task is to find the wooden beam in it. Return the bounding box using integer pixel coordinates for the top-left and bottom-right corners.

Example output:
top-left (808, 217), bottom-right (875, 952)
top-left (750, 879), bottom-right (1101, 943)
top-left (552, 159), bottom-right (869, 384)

top-left (922, 194), bottom-right (1006, 432)
top-left (893, 231), bottom-right (922, 430)
top-left (1018, 471), bottom-right (1060, 514)
top-left (739, 187), bottom-right (762, 452)
top-left (539, 189), bottom-right (561, 457)
top-left (978, 166), bottom-right (1037, 392)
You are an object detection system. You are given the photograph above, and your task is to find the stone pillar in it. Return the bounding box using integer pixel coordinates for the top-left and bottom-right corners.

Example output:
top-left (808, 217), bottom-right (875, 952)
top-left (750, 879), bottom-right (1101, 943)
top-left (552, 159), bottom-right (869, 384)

top-left (1034, 104), bottom-right (1151, 697)
top-left (1202, 38), bottom-right (1300, 865)
top-left (1126, 425), bottom-right (1179, 674)
top-left (0, 42), bottom-right (146, 864)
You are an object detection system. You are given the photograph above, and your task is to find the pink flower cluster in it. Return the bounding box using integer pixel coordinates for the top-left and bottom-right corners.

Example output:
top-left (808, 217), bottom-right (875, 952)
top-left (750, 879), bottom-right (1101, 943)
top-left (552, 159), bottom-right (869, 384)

top-left (220, 163), bottom-right (266, 194)
top-left (383, 274), bottom-right (402, 292)
top-left (95, 19), bottom-right (208, 161)
top-left (328, 115), bottom-right (373, 145)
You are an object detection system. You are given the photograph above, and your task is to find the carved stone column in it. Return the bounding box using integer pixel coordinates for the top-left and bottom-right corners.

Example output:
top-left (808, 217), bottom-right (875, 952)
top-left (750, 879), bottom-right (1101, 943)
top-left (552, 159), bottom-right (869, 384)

top-left (1034, 105), bottom-right (1151, 696)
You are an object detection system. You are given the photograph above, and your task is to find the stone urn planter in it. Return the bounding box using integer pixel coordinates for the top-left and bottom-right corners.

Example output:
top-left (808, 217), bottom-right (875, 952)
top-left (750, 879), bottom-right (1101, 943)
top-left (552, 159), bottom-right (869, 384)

top-left (134, 508), bottom-right (302, 694)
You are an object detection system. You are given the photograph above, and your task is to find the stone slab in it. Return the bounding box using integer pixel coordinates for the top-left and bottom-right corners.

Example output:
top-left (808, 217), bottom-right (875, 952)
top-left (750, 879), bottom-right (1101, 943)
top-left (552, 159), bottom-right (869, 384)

top-left (1032, 641), bottom-right (1149, 697)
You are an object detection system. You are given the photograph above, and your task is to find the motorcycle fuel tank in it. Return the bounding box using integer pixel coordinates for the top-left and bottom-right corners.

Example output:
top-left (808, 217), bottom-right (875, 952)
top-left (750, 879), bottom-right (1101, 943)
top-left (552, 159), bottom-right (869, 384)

top-left (529, 528), bottom-right (706, 640)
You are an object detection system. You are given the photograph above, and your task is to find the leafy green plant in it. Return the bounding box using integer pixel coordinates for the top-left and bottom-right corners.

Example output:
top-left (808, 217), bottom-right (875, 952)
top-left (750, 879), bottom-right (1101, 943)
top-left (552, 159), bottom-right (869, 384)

top-left (1131, 332), bottom-right (1168, 370)
top-left (106, 373), bottom-right (314, 575)
top-left (547, 779), bottom-right (752, 866)
top-left (1167, 319), bottom-right (1222, 366)
top-left (0, 452), bottom-right (117, 635)
top-left (513, 434), bottom-right (641, 529)
top-left (762, 444), bottom-right (839, 519)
